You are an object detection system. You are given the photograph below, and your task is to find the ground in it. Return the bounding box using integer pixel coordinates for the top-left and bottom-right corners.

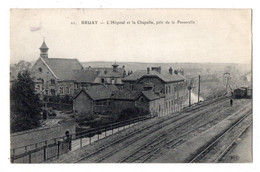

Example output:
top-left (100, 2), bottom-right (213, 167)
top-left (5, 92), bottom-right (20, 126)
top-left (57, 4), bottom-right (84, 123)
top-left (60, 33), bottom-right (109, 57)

top-left (46, 98), bottom-right (252, 163)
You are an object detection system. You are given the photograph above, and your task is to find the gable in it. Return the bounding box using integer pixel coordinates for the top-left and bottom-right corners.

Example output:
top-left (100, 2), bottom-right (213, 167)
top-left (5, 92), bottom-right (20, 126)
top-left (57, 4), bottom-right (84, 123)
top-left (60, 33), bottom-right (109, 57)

top-left (30, 58), bottom-right (57, 79)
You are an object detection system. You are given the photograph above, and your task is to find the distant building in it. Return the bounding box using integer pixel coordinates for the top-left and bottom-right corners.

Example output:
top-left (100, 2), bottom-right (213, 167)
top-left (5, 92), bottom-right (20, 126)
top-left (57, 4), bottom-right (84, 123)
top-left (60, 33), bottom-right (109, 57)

top-left (90, 63), bottom-right (125, 88)
top-left (122, 66), bottom-right (187, 115)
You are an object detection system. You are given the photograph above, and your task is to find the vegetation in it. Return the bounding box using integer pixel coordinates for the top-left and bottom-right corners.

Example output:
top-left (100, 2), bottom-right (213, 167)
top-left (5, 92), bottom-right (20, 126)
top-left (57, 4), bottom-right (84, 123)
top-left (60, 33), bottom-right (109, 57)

top-left (118, 107), bottom-right (149, 121)
top-left (75, 107), bottom-right (150, 129)
top-left (10, 70), bottom-right (42, 133)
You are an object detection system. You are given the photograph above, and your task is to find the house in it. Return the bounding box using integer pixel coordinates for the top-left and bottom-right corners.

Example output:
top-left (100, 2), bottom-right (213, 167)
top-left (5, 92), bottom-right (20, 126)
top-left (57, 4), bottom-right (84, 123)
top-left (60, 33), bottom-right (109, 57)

top-left (122, 66), bottom-right (187, 115)
top-left (73, 85), bottom-right (119, 114)
top-left (73, 85), bottom-right (165, 116)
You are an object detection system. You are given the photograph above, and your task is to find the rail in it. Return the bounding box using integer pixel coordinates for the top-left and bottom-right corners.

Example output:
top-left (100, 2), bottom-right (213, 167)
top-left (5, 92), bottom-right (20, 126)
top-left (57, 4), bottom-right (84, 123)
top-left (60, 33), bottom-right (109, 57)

top-left (189, 110), bottom-right (252, 163)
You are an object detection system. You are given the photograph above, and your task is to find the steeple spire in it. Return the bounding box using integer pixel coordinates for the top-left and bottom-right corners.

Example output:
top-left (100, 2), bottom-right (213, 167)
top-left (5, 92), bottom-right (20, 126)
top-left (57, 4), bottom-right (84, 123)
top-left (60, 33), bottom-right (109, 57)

top-left (40, 38), bottom-right (49, 58)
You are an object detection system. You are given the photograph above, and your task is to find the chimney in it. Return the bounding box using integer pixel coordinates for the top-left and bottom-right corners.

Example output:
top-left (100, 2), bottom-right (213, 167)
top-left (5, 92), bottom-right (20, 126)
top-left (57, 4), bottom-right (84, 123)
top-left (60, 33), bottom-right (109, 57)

top-left (174, 70), bottom-right (178, 75)
top-left (169, 67), bottom-right (173, 75)
top-left (147, 67), bottom-right (150, 74)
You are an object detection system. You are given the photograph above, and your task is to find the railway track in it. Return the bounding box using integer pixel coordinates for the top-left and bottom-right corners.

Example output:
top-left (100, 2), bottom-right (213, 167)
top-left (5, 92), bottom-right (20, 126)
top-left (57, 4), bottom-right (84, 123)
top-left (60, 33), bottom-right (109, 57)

top-left (189, 109), bottom-right (252, 163)
top-left (74, 98), bottom-right (230, 163)
top-left (118, 101), bottom-right (251, 163)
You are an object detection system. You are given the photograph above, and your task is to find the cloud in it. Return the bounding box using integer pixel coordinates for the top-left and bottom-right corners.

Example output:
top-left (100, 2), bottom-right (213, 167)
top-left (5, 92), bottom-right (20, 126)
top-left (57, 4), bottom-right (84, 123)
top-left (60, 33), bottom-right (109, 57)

top-left (30, 26), bottom-right (42, 32)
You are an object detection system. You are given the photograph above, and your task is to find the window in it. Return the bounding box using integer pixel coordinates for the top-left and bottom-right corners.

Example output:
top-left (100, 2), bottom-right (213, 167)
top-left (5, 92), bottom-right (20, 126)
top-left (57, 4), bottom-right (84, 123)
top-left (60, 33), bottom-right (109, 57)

top-left (50, 89), bottom-right (55, 96)
top-left (38, 67), bottom-right (42, 72)
top-left (50, 79), bottom-right (55, 85)
top-left (59, 86), bottom-right (64, 94)
top-left (101, 78), bottom-right (105, 83)
top-left (65, 87), bottom-right (70, 94)
top-left (130, 83), bottom-right (133, 90)
top-left (140, 97), bottom-right (144, 103)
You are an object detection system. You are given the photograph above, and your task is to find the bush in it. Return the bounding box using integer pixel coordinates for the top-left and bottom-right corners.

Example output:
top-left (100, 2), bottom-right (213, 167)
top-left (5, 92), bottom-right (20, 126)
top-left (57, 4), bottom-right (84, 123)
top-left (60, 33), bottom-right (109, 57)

top-left (118, 107), bottom-right (149, 121)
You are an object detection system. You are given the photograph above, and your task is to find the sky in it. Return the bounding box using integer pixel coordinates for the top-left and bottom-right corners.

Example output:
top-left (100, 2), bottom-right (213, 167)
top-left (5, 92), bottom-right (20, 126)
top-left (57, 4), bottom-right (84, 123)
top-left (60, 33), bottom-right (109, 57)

top-left (10, 9), bottom-right (252, 64)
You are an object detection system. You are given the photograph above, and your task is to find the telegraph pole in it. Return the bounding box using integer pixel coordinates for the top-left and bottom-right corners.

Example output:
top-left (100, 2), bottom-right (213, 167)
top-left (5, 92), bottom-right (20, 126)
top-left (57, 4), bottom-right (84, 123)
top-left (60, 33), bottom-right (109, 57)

top-left (198, 75), bottom-right (200, 103)
top-left (188, 86), bottom-right (192, 107)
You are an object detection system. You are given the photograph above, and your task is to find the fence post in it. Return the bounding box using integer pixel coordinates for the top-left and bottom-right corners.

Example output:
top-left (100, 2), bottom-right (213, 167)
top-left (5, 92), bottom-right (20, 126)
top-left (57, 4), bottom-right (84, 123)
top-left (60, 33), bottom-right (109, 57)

top-left (44, 141), bottom-right (47, 162)
top-left (80, 138), bottom-right (82, 148)
top-left (11, 149), bottom-right (15, 163)
top-left (29, 153), bottom-right (31, 163)
top-left (57, 142), bottom-right (60, 159)
top-left (98, 132), bottom-right (99, 141)
top-left (89, 135), bottom-right (91, 145)
top-left (25, 146), bottom-right (27, 153)
top-left (111, 125), bottom-right (113, 135)
top-left (105, 130), bottom-right (107, 137)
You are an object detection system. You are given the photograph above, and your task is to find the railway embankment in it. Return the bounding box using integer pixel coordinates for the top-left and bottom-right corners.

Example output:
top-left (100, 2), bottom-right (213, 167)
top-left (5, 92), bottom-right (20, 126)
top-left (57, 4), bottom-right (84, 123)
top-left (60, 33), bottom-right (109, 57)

top-left (153, 103), bottom-right (252, 163)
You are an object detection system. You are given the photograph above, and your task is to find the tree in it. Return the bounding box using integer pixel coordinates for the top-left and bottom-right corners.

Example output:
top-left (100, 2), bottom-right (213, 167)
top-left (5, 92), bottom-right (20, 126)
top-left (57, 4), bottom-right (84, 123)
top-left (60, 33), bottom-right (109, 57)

top-left (10, 70), bottom-right (42, 133)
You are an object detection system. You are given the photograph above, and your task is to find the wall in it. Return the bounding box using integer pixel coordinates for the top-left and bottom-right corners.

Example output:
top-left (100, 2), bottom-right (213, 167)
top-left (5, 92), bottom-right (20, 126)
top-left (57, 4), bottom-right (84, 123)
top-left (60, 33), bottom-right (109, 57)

top-left (94, 99), bottom-right (136, 114)
top-left (73, 91), bottom-right (93, 113)
top-left (31, 58), bottom-right (58, 96)
top-left (136, 77), bottom-right (165, 93)
top-left (11, 120), bottom-right (77, 150)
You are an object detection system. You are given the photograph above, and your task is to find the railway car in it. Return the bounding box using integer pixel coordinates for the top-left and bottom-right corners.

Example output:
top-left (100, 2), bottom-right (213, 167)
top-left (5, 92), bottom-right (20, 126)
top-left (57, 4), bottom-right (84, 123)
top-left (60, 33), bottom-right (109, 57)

top-left (234, 87), bottom-right (252, 99)
top-left (247, 87), bottom-right (252, 98)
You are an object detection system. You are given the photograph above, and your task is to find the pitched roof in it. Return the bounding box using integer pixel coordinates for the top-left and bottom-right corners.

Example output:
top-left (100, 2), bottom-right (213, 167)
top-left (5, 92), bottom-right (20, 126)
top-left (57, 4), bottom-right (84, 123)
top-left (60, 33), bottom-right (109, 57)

top-left (97, 70), bottom-right (122, 78)
top-left (122, 70), bottom-right (185, 83)
top-left (88, 67), bottom-right (125, 78)
top-left (110, 90), bottom-right (141, 100)
top-left (141, 90), bottom-right (161, 101)
top-left (83, 85), bottom-right (119, 100)
top-left (73, 70), bottom-right (99, 83)
top-left (42, 58), bottom-right (83, 81)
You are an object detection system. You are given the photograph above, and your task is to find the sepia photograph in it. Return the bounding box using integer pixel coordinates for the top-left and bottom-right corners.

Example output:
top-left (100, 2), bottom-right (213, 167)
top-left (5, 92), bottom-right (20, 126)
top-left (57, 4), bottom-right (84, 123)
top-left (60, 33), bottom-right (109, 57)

top-left (9, 8), bottom-right (252, 164)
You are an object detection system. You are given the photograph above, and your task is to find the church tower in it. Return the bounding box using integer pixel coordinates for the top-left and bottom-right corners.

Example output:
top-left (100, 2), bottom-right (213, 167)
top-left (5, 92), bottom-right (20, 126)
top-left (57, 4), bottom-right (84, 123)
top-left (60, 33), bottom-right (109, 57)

top-left (39, 39), bottom-right (49, 58)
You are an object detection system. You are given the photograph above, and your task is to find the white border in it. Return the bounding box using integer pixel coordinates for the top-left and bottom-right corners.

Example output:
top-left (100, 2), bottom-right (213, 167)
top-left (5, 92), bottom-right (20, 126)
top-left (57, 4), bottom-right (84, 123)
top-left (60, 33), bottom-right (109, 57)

top-left (1, 1), bottom-right (259, 172)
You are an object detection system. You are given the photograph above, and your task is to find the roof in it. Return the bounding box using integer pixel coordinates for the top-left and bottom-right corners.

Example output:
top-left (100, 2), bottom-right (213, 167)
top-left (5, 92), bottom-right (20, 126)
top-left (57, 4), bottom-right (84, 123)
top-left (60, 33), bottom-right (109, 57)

top-left (74, 85), bottom-right (164, 102)
top-left (88, 67), bottom-right (125, 78)
top-left (74, 85), bottom-right (119, 100)
top-left (97, 70), bottom-right (122, 78)
top-left (110, 90), bottom-right (141, 100)
top-left (41, 58), bottom-right (83, 81)
top-left (141, 90), bottom-right (161, 101)
top-left (73, 70), bottom-right (99, 83)
top-left (40, 41), bottom-right (48, 49)
top-left (122, 70), bottom-right (185, 83)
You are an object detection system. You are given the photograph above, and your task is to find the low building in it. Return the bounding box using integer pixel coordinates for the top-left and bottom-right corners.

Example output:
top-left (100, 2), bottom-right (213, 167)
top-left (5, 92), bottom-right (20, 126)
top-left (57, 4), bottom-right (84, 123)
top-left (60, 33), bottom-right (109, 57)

top-left (73, 85), bottom-right (165, 116)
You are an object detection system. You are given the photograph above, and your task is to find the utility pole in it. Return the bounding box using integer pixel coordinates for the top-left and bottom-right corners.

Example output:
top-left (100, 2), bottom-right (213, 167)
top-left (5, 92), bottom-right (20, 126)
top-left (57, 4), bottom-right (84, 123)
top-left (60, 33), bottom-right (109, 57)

top-left (188, 86), bottom-right (192, 107)
top-left (198, 75), bottom-right (200, 103)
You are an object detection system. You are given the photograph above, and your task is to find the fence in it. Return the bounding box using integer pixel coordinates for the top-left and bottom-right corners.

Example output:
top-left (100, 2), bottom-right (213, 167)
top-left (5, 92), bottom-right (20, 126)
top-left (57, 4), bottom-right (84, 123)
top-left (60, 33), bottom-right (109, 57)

top-left (11, 115), bottom-right (153, 163)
